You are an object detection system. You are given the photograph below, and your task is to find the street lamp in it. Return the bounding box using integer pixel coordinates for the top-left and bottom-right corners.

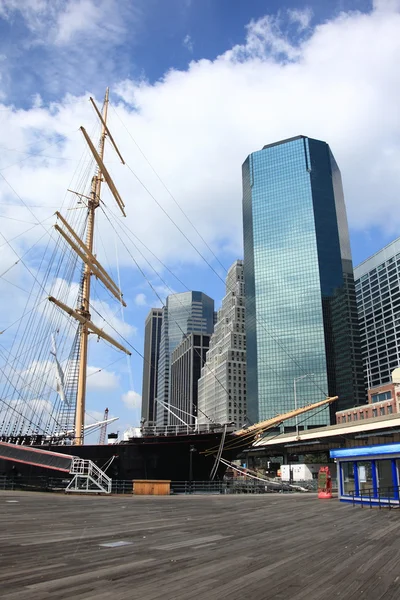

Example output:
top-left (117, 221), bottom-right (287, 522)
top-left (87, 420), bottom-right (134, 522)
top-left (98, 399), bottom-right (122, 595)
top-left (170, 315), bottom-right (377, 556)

top-left (294, 374), bottom-right (314, 437)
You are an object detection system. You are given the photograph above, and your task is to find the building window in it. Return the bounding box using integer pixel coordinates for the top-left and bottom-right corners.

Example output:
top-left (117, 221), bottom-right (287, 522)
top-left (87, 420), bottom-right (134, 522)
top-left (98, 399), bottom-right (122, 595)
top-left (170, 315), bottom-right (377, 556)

top-left (380, 406), bottom-right (386, 416)
top-left (342, 415), bottom-right (346, 423)
top-left (353, 413), bottom-right (358, 421)
top-left (360, 412), bottom-right (364, 419)
top-left (388, 405), bottom-right (393, 414)
top-left (371, 391), bottom-right (392, 403)
top-left (372, 408), bottom-right (378, 417)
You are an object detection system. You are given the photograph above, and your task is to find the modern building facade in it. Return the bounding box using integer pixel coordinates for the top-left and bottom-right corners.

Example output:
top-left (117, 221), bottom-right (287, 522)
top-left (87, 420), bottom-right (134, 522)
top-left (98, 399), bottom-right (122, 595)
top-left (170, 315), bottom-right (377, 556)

top-left (141, 308), bottom-right (162, 424)
top-left (242, 135), bottom-right (365, 428)
top-left (170, 333), bottom-right (211, 426)
top-left (198, 260), bottom-right (247, 428)
top-left (354, 237), bottom-right (400, 390)
top-left (156, 291), bottom-right (215, 426)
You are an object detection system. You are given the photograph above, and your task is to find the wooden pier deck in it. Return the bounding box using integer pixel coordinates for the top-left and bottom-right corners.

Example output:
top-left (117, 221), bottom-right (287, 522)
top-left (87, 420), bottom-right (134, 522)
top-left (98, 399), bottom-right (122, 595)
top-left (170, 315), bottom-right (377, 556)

top-left (0, 490), bottom-right (399, 599)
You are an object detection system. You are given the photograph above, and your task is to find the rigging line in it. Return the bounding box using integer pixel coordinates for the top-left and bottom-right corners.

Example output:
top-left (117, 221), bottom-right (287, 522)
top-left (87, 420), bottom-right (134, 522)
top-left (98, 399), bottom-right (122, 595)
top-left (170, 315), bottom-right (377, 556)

top-left (86, 302), bottom-right (201, 422)
top-left (0, 298), bottom-right (47, 336)
top-left (0, 213), bottom-right (55, 250)
top-left (104, 204), bottom-right (190, 291)
top-left (121, 166), bottom-right (326, 399)
top-left (209, 402), bottom-right (333, 454)
top-left (104, 205), bottom-right (326, 405)
top-left (87, 354), bottom-right (126, 380)
top-left (0, 357), bottom-right (65, 435)
top-left (0, 228), bottom-right (56, 297)
top-left (110, 104), bottom-right (228, 273)
top-left (0, 171), bottom-right (61, 243)
top-left (0, 226), bottom-right (64, 407)
top-left (102, 206), bottom-right (245, 417)
top-left (0, 221), bottom-right (54, 283)
top-left (0, 131), bottom-right (85, 172)
top-left (0, 105), bottom-right (96, 173)
top-left (113, 225), bottom-right (135, 392)
top-left (0, 276), bottom-right (31, 295)
top-left (0, 214), bottom-right (39, 224)
top-left (0, 202), bottom-right (61, 208)
top-left (125, 162), bottom-right (227, 285)
top-left (105, 205), bottom-right (291, 411)
top-left (101, 206), bottom-right (243, 419)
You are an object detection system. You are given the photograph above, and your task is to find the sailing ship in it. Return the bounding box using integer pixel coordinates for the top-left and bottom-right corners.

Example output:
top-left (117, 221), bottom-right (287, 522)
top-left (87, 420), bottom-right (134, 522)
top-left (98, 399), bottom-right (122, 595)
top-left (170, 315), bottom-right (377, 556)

top-left (0, 89), bottom-right (337, 482)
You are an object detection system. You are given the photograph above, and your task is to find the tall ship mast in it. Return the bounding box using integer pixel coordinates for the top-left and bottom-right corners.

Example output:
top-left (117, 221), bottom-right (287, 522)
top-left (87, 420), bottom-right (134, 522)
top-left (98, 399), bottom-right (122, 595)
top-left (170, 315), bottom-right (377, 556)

top-left (48, 88), bottom-right (130, 446)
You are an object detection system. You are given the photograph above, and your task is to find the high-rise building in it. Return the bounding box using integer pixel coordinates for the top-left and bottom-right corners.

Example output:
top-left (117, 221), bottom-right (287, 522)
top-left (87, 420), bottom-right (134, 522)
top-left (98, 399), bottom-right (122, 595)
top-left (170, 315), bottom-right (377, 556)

top-left (141, 308), bottom-right (162, 425)
top-left (242, 135), bottom-right (365, 428)
top-left (170, 333), bottom-right (211, 426)
top-left (156, 291), bottom-right (215, 426)
top-left (198, 260), bottom-right (247, 428)
top-left (354, 237), bottom-right (400, 389)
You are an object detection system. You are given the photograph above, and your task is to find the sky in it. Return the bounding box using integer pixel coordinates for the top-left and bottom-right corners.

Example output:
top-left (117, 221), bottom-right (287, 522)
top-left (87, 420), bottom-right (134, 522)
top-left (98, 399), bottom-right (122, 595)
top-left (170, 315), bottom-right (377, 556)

top-left (0, 0), bottom-right (400, 438)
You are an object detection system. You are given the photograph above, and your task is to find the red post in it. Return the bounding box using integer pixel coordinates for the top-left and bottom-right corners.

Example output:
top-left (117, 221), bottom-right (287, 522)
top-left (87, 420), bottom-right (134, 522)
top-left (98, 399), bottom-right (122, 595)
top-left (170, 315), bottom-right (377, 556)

top-left (317, 466), bottom-right (332, 499)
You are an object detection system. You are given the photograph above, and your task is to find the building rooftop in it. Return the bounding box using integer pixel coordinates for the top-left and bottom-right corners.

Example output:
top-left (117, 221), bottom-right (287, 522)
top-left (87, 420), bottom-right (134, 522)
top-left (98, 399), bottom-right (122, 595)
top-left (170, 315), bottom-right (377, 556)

top-left (354, 236), bottom-right (400, 280)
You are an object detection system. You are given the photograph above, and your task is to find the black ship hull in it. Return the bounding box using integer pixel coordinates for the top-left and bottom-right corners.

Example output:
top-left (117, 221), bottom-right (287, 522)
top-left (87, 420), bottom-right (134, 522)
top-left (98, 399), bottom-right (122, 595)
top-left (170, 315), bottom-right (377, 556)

top-left (0, 432), bottom-right (243, 482)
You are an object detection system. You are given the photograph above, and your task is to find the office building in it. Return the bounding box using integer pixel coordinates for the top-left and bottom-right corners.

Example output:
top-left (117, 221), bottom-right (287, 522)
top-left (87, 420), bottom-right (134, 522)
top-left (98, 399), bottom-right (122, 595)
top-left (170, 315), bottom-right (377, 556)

top-left (242, 135), bottom-right (364, 428)
top-left (170, 333), bottom-right (211, 426)
top-left (141, 308), bottom-right (162, 424)
top-left (198, 260), bottom-right (247, 428)
top-left (354, 237), bottom-right (400, 389)
top-left (156, 291), bottom-right (215, 426)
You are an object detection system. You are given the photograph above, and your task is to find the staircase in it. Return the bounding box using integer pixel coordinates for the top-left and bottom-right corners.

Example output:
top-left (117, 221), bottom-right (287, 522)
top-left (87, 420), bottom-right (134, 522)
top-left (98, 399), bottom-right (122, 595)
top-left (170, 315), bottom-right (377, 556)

top-left (65, 457), bottom-right (112, 494)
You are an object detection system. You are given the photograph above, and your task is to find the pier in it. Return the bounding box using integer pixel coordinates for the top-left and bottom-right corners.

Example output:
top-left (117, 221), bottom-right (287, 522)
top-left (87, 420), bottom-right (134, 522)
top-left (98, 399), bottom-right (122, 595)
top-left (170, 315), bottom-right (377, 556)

top-left (1, 491), bottom-right (399, 599)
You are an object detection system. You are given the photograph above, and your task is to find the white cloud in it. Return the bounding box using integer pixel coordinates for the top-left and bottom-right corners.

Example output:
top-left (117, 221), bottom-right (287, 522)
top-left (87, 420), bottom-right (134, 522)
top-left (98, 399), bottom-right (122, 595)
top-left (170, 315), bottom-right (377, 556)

top-left (0, 0), bottom-right (129, 46)
top-left (287, 8), bottom-right (313, 31)
top-left (87, 366), bottom-right (119, 390)
top-left (0, 2), bottom-right (400, 283)
top-left (122, 389), bottom-right (141, 410)
top-left (373, 0), bottom-right (400, 12)
top-left (134, 292), bottom-right (147, 306)
top-left (183, 34), bottom-right (193, 52)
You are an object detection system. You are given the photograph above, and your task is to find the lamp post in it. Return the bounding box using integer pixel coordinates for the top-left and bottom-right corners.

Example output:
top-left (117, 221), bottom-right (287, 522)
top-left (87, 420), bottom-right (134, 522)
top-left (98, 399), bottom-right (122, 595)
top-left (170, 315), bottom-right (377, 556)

top-left (294, 374), bottom-right (314, 437)
top-left (189, 445), bottom-right (196, 494)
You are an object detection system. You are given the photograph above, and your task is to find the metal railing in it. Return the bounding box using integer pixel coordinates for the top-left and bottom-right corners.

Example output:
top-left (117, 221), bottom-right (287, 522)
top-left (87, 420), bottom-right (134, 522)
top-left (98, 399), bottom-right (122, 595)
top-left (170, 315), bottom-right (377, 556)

top-left (349, 485), bottom-right (400, 509)
top-left (135, 423), bottom-right (236, 438)
top-left (0, 474), bottom-right (70, 492)
top-left (67, 458), bottom-right (112, 494)
top-left (1, 476), bottom-right (313, 495)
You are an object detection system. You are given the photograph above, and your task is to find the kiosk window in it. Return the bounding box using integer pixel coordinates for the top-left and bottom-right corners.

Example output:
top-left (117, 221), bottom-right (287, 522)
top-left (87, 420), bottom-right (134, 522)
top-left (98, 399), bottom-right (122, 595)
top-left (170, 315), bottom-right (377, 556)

top-left (342, 462), bottom-right (356, 495)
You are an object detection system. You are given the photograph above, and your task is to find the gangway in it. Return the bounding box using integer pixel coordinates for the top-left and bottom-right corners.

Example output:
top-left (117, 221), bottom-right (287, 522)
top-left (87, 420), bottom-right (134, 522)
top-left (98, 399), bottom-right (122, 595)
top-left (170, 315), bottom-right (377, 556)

top-left (0, 441), bottom-right (111, 494)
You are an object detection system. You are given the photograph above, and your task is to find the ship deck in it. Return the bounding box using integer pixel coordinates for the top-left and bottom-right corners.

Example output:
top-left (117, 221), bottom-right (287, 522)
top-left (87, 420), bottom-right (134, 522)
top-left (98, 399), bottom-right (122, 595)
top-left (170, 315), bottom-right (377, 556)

top-left (1, 491), bottom-right (399, 600)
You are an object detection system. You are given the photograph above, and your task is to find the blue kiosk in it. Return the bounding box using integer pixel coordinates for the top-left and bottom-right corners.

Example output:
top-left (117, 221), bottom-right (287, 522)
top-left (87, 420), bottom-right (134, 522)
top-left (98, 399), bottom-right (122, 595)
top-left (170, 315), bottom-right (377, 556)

top-left (330, 443), bottom-right (400, 506)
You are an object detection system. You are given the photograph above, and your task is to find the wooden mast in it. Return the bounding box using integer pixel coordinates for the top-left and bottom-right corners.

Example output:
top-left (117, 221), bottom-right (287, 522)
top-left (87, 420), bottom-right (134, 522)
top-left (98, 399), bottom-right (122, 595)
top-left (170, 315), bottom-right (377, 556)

top-left (49, 87), bottom-right (129, 445)
top-left (74, 88), bottom-right (109, 446)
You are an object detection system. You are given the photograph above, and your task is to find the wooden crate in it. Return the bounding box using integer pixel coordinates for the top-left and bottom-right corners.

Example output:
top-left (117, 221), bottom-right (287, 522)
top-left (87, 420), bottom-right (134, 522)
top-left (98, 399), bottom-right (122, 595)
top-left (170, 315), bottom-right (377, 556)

top-left (133, 480), bottom-right (171, 495)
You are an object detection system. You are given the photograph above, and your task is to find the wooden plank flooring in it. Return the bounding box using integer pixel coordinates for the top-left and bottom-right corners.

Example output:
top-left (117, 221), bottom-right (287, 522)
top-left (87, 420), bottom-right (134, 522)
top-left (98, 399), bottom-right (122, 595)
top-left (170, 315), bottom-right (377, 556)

top-left (0, 490), bottom-right (399, 600)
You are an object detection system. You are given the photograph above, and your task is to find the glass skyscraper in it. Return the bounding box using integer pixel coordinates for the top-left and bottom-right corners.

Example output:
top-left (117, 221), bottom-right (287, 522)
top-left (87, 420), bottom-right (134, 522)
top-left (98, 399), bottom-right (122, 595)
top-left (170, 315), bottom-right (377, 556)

top-left (354, 237), bottom-right (400, 389)
top-left (242, 135), bottom-right (365, 428)
top-left (156, 291), bottom-right (215, 426)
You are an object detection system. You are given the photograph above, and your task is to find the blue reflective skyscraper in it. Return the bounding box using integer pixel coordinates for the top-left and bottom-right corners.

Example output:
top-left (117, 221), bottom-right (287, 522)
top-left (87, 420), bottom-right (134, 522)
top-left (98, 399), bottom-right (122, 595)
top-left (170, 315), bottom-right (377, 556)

top-left (242, 136), bottom-right (365, 428)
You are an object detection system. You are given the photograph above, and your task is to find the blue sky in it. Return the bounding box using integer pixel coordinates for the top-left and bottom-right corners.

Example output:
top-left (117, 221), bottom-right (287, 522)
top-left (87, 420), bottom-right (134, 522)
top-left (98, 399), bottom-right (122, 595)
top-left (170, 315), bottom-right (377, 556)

top-left (0, 0), bottom-right (399, 437)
